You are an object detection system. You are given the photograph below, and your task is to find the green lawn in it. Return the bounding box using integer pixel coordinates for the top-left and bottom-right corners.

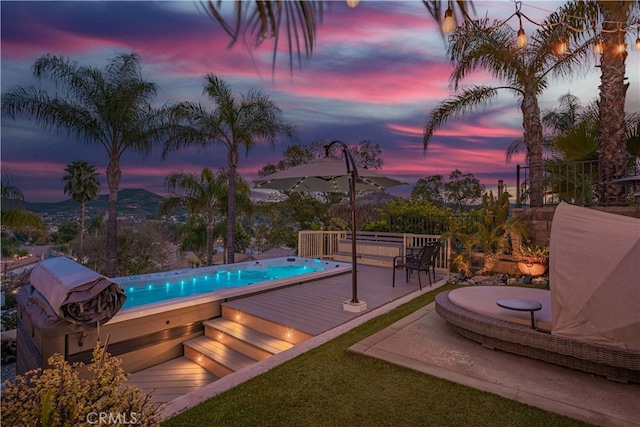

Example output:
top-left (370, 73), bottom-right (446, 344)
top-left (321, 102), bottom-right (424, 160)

top-left (162, 284), bottom-right (591, 426)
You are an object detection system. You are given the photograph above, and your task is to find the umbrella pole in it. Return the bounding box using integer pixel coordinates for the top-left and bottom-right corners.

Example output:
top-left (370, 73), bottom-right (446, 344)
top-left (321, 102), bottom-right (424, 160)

top-left (350, 173), bottom-right (358, 304)
top-left (327, 140), bottom-right (367, 312)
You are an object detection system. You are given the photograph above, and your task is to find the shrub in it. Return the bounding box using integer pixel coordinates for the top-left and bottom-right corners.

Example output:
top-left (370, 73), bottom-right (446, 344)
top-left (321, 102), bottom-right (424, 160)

top-left (2, 342), bottom-right (161, 426)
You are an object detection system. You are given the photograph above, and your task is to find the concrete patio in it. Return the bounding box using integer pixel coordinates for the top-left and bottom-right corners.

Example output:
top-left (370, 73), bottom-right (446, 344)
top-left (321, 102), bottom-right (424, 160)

top-left (350, 300), bottom-right (640, 427)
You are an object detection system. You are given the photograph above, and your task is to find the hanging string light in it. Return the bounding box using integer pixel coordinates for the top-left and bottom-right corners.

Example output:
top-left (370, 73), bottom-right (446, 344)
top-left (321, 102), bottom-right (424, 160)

top-left (443, 5), bottom-right (455, 34)
top-left (346, 0), bottom-right (359, 8)
top-left (516, 2), bottom-right (527, 48)
top-left (616, 25), bottom-right (627, 55)
top-left (440, 1), bottom-right (638, 56)
top-left (517, 27), bottom-right (527, 48)
top-left (593, 37), bottom-right (603, 54)
top-left (555, 37), bottom-right (568, 56)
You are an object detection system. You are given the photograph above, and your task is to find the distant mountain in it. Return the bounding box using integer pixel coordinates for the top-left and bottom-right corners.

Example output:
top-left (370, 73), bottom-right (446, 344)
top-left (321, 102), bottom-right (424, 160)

top-left (25, 189), bottom-right (173, 218)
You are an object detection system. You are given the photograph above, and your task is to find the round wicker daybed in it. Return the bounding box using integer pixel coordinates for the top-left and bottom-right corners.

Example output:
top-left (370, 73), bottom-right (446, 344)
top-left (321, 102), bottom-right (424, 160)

top-left (436, 202), bottom-right (640, 384)
top-left (435, 288), bottom-right (640, 383)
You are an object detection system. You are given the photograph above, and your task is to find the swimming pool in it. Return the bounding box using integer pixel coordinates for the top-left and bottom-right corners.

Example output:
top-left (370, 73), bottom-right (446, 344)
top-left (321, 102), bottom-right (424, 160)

top-left (19, 257), bottom-right (351, 375)
top-left (113, 257), bottom-right (350, 310)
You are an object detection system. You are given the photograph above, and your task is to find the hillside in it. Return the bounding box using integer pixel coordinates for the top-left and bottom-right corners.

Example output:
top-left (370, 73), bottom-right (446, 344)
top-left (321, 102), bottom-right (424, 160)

top-left (25, 189), bottom-right (172, 218)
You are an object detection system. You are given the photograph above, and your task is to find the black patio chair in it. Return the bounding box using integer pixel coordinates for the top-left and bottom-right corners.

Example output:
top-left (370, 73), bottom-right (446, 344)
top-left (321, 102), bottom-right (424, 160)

top-left (392, 240), bottom-right (442, 290)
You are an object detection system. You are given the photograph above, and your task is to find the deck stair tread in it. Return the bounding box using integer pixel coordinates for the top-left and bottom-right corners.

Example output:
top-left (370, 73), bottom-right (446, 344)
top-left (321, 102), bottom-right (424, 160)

top-left (125, 356), bottom-right (218, 404)
top-left (204, 318), bottom-right (294, 355)
top-left (183, 335), bottom-right (258, 372)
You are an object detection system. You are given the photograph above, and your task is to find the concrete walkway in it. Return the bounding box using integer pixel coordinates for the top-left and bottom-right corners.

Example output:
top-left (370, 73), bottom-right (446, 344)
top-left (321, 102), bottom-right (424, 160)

top-left (349, 302), bottom-right (640, 427)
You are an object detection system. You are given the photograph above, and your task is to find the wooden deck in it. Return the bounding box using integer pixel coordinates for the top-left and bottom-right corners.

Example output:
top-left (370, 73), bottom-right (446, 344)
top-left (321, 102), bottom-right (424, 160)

top-left (126, 265), bottom-right (437, 405)
top-left (127, 356), bottom-right (218, 404)
top-left (223, 265), bottom-right (430, 336)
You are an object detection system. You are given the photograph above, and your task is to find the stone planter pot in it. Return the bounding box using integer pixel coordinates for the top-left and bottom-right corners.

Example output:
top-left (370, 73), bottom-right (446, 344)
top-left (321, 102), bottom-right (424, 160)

top-left (517, 261), bottom-right (547, 277)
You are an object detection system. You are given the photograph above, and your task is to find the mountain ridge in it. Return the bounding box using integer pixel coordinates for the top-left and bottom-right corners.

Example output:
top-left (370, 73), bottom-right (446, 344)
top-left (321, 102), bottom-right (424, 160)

top-left (24, 188), bottom-right (170, 218)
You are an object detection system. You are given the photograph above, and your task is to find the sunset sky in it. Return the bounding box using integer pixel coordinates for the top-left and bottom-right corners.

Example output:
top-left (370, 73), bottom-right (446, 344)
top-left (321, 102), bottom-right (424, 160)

top-left (2, 1), bottom-right (639, 203)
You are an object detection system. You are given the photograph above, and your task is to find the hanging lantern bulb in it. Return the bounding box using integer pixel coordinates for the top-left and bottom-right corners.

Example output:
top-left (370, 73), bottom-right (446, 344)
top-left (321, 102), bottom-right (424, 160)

top-left (442, 7), bottom-right (455, 33)
top-left (593, 37), bottom-right (603, 54)
top-left (515, 6), bottom-right (526, 49)
top-left (615, 28), bottom-right (626, 54)
top-left (346, 0), bottom-right (359, 8)
top-left (635, 37), bottom-right (640, 50)
top-left (555, 38), bottom-right (568, 56)
top-left (517, 28), bottom-right (527, 48)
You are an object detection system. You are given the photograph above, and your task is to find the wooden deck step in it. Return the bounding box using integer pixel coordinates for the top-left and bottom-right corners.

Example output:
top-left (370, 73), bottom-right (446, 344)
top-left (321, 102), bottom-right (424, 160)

top-left (183, 336), bottom-right (258, 378)
top-left (125, 356), bottom-right (218, 405)
top-left (221, 305), bottom-right (313, 345)
top-left (204, 318), bottom-right (294, 361)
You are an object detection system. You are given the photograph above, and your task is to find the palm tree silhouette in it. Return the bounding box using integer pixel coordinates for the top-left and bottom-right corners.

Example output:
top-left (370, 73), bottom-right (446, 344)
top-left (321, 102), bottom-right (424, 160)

top-left (62, 161), bottom-right (100, 262)
top-left (159, 168), bottom-right (252, 266)
top-left (423, 17), bottom-right (587, 207)
top-left (163, 74), bottom-right (294, 263)
top-left (2, 52), bottom-right (170, 276)
top-left (554, 1), bottom-right (640, 205)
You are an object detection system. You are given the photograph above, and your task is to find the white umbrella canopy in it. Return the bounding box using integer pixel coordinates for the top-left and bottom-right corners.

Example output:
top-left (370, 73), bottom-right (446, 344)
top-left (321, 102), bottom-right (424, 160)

top-left (253, 157), bottom-right (406, 193)
top-left (253, 147), bottom-right (406, 310)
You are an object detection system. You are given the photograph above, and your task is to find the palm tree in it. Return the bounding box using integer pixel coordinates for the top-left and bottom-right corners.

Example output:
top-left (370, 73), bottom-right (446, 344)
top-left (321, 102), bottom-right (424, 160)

top-left (595, 1), bottom-right (636, 205)
top-left (62, 161), bottom-right (100, 262)
top-left (559, 1), bottom-right (639, 206)
top-left (159, 168), bottom-right (252, 266)
top-left (541, 94), bottom-right (639, 204)
top-left (506, 93), bottom-right (596, 163)
top-left (2, 52), bottom-right (169, 277)
top-left (164, 74), bottom-right (294, 264)
top-left (423, 17), bottom-right (587, 207)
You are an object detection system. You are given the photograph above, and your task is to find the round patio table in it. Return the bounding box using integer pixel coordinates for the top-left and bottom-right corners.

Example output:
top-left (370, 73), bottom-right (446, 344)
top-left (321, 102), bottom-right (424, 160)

top-left (496, 298), bottom-right (542, 329)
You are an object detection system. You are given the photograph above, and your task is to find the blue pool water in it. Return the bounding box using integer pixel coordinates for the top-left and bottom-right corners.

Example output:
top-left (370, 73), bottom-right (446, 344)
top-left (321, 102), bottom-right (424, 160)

top-left (113, 257), bottom-right (345, 310)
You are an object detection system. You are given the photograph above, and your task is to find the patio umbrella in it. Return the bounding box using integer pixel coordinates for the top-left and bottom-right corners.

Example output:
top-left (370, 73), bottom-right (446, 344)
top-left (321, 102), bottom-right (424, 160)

top-left (253, 156), bottom-right (406, 193)
top-left (254, 141), bottom-right (406, 311)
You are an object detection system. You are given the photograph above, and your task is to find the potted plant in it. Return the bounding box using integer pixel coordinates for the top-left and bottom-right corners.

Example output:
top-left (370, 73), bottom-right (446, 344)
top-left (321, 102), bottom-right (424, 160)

top-left (515, 244), bottom-right (549, 277)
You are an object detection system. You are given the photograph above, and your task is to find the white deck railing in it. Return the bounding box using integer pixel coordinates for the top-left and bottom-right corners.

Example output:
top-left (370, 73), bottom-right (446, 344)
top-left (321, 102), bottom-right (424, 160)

top-left (297, 230), bottom-right (345, 259)
top-left (298, 230), bottom-right (450, 273)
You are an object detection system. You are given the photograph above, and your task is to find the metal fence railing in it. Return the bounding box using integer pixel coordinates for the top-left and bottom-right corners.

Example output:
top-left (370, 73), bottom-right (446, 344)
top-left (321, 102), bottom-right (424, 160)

top-left (387, 214), bottom-right (480, 235)
top-left (516, 159), bottom-right (639, 207)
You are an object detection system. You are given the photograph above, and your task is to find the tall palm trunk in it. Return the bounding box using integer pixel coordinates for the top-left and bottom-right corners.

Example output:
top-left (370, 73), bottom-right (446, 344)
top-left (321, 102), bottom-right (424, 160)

top-left (521, 88), bottom-right (545, 207)
top-left (78, 201), bottom-right (86, 261)
top-left (206, 222), bottom-right (214, 266)
top-left (597, 2), bottom-right (630, 206)
top-left (106, 158), bottom-right (121, 277)
top-left (226, 150), bottom-right (238, 264)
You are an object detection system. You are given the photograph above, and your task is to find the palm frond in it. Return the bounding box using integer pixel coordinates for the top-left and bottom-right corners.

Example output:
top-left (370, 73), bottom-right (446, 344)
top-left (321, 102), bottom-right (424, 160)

top-left (424, 85), bottom-right (500, 148)
top-left (203, 1), bottom-right (323, 75)
top-left (448, 19), bottom-right (522, 91)
top-left (1, 209), bottom-right (45, 233)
